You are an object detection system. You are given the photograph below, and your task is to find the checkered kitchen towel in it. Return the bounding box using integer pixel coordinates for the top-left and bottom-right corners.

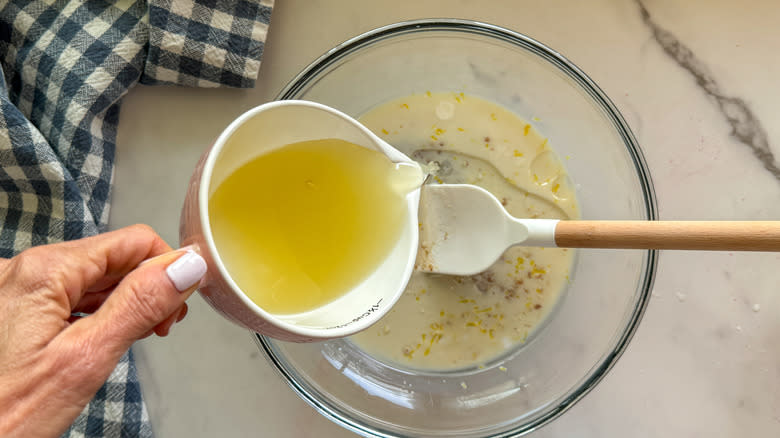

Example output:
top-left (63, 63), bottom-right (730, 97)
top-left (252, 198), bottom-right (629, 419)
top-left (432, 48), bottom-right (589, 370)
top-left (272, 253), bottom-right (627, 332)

top-left (0, 0), bottom-right (272, 436)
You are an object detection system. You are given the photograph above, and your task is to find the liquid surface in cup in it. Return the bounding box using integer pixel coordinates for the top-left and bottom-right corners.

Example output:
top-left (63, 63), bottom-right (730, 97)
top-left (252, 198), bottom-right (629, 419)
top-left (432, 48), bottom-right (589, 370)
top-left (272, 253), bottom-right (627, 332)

top-left (208, 139), bottom-right (418, 315)
top-left (351, 92), bottom-right (580, 370)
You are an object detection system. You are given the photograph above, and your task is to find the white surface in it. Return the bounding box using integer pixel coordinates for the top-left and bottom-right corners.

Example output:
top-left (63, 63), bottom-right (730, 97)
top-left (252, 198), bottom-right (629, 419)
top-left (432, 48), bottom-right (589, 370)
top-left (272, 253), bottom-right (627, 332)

top-left (110, 0), bottom-right (780, 436)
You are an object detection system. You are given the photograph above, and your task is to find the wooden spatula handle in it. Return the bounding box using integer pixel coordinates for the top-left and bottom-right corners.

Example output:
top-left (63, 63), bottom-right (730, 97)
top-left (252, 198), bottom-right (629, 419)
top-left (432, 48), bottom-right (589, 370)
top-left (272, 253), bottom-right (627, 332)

top-left (554, 221), bottom-right (780, 251)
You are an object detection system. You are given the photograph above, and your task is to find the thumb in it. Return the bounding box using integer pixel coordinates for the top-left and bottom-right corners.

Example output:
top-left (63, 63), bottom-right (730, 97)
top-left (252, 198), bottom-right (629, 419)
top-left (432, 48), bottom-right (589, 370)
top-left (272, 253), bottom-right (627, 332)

top-left (71, 248), bottom-right (207, 361)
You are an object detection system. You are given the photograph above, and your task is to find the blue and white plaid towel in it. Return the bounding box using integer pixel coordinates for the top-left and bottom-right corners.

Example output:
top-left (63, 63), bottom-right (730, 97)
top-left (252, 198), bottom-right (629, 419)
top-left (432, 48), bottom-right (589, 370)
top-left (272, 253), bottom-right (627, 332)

top-left (0, 1), bottom-right (272, 436)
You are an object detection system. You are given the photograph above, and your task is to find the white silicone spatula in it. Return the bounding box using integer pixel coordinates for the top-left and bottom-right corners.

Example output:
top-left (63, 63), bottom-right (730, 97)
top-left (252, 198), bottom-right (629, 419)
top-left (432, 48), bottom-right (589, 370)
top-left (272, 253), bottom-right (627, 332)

top-left (416, 184), bottom-right (780, 276)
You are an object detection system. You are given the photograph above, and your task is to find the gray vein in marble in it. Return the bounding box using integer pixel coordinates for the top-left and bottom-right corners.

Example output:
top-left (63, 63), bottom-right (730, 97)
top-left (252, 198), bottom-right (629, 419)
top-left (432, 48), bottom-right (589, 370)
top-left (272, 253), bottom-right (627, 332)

top-left (638, 1), bottom-right (780, 182)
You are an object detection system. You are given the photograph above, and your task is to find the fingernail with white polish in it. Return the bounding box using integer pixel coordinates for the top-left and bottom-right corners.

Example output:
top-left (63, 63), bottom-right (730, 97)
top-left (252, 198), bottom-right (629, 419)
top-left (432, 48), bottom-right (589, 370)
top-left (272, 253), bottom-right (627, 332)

top-left (166, 250), bottom-right (207, 292)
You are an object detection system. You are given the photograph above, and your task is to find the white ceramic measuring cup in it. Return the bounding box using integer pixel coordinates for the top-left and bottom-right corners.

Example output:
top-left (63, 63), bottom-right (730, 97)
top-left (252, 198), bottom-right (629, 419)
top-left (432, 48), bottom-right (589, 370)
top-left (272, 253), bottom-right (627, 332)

top-left (179, 100), bottom-right (423, 342)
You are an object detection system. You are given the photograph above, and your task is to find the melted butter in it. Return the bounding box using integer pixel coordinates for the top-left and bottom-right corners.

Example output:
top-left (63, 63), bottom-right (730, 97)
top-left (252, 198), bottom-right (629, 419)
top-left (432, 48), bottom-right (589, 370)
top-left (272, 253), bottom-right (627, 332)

top-left (351, 92), bottom-right (580, 370)
top-left (209, 138), bottom-right (420, 315)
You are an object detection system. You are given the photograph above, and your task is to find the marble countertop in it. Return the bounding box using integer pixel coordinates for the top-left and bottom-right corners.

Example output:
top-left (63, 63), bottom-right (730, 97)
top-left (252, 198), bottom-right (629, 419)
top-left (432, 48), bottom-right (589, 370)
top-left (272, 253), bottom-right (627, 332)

top-left (109, 0), bottom-right (780, 436)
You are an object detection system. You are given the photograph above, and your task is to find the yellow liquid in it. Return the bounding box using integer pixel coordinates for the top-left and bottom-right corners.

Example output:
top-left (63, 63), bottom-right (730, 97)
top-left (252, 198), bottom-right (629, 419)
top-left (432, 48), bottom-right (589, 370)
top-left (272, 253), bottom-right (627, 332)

top-left (208, 139), bottom-right (417, 314)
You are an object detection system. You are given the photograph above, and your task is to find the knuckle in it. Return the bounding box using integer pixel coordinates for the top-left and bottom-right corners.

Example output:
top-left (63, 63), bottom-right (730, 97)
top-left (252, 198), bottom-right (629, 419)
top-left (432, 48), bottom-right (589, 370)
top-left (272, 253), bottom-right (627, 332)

top-left (122, 275), bottom-right (172, 326)
top-left (14, 246), bottom-right (47, 269)
top-left (11, 248), bottom-right (68, 294)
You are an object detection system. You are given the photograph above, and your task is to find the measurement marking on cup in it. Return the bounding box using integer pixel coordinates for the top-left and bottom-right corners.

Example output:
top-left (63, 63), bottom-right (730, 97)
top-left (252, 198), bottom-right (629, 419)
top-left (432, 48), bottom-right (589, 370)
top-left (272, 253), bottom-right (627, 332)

top-left (326, 299), bottom-right (384, 329)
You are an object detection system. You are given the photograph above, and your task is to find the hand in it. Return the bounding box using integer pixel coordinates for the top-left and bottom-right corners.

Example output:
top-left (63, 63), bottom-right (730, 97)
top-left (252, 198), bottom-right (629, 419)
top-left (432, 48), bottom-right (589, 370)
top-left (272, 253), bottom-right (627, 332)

top-left (0, 224), bottom-right (207, 438)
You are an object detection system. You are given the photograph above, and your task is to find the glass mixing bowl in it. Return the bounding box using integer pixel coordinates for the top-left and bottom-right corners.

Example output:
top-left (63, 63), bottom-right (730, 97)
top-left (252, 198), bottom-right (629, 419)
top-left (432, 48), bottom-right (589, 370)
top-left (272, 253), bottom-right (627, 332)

top-left (254, 19), bottom-right (657, 437)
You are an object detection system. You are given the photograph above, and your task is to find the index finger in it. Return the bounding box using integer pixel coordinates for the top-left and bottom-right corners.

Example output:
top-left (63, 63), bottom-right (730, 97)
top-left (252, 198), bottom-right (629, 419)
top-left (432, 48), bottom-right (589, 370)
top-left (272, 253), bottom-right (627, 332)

top-left (9, 224), bottom-right (173, 311)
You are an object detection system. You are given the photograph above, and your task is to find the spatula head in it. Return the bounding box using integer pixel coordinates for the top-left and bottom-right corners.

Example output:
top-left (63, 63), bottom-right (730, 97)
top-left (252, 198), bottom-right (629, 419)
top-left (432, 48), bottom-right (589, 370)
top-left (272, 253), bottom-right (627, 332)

top-left (416, 184), bottom-right (515, 276)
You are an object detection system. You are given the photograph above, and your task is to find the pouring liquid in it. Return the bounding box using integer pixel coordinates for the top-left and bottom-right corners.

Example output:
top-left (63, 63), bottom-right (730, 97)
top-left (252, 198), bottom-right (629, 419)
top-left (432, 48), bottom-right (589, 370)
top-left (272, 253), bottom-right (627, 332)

top-left (208, 138), bottom-right (421, 314)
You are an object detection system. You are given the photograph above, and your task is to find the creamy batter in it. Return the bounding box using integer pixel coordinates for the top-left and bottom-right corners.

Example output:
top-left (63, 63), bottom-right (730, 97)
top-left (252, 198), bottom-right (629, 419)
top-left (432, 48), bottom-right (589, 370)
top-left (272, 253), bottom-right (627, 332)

top-left (350, 92), bottom-right (579, 370)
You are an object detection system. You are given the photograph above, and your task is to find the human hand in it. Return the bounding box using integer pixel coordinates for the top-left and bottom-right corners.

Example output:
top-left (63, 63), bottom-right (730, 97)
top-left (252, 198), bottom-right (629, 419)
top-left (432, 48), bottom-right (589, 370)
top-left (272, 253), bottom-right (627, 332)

top-left (0, 224), bottom-right (207, 438)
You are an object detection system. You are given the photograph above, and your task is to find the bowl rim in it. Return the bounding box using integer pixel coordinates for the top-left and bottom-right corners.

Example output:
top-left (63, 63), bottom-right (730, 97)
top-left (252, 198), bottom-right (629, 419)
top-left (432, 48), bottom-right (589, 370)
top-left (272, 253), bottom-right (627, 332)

top-left (257, 17), bottom-right (659, 437)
